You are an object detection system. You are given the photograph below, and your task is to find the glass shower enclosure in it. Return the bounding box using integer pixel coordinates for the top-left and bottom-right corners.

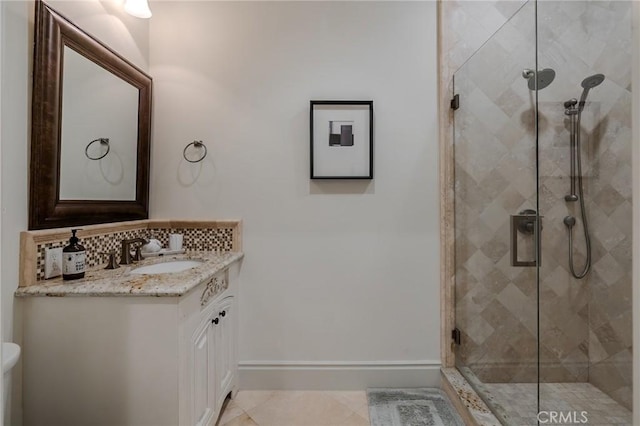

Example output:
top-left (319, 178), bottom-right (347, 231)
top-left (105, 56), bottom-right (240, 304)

top-left (452, 1), bottom-right (632, 424)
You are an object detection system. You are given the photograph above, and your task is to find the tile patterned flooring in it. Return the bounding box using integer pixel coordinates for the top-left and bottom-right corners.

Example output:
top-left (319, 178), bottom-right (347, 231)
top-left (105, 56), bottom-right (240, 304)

top-left (482, 383), bottom-right (632, 426)
top-left (216, 391), bottom-right (370, 426)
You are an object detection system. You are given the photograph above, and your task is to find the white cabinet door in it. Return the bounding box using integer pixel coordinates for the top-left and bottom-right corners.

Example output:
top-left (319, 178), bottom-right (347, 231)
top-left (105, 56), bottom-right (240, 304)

top-left (215, 296), bottom-right (236, 409)
top-left (192, 317), bottom-right (216, 426)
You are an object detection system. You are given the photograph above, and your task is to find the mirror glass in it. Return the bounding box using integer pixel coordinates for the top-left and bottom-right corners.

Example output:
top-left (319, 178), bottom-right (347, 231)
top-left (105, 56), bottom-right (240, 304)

top-left (60, 46), bottom-right (139, 201)
top-left (29, 0), bottom-right (151, 229)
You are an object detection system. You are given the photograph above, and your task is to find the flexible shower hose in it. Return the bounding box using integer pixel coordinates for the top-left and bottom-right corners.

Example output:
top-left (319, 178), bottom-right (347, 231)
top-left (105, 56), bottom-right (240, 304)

top-left (567, 112), bottom-right (592, 279)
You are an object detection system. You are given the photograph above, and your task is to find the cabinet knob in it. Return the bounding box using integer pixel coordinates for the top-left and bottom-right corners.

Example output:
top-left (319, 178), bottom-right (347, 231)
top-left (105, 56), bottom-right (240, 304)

top-left (220, 310), bottom-right (226, 317)
top-left (212, 318), bottom-right (219, 325)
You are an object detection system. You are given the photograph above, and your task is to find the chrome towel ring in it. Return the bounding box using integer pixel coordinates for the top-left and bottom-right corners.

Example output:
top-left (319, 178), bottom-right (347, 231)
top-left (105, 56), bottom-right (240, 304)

top-left (85, 138), bottom-right (110, 160)
top-left (183, 140), bottom-right (207, 163)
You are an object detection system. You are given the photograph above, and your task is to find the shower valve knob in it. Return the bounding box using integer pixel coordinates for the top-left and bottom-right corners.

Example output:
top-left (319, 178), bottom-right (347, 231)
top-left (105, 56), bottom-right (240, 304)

top-left (564, 216), bottom-right (576, 227)
top-left (515, 209), bottom-right (541, 235)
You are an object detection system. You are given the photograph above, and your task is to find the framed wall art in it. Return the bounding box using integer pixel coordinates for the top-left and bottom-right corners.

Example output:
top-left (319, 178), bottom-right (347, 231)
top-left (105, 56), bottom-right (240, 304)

top-left (310, 100), bottom-right (373, 179)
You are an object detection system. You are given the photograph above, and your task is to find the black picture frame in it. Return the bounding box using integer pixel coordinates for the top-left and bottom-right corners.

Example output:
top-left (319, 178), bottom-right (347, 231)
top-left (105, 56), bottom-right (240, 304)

top-left (310, 100), bottom-right (373, 179)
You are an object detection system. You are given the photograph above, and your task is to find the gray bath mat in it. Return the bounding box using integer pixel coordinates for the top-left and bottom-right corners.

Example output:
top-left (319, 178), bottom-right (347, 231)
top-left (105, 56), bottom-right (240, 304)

top-left (367, 388), bottom-right (464, 426)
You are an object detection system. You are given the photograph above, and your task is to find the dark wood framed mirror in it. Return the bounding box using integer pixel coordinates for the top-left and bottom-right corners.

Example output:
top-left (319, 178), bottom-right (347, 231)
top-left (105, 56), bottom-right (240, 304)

top-left (29, 0), bottom-right (152, 230)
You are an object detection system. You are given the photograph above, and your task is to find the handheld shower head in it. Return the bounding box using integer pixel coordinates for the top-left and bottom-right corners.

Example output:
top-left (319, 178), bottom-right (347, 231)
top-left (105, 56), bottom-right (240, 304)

top-left (581, 74), bottom-right (605, 89)
top-left (578, 73), bottom-right (605, 112)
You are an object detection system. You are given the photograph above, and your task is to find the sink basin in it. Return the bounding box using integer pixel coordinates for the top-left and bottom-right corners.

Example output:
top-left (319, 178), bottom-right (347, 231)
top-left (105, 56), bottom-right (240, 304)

top-left (131, 260), bottom-right (203, 275)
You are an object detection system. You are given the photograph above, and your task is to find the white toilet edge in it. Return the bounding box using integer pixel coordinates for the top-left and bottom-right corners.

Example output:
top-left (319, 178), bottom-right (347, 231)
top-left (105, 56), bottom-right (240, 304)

top-left (2, 342), bottom-right (20, 374)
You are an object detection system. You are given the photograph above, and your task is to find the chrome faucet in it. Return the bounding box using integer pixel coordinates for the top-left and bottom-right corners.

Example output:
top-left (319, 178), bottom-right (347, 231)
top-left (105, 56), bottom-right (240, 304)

top-left (119, 238), bottom-right (148, 265)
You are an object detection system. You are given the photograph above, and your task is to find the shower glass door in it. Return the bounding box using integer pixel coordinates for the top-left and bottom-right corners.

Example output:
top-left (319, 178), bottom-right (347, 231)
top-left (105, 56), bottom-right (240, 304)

top-left (453, 0), bottom-right (633, 424)
top-left (453, 1), bottom-right (539, 424)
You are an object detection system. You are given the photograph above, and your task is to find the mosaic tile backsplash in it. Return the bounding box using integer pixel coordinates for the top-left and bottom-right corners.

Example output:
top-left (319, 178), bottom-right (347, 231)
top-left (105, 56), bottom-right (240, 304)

top-left (148, 228), bottom-right (234, 252)
top-left (36, 229), bottom-right (145, 281)
top-left (34, 225), bottom-right (238, 282)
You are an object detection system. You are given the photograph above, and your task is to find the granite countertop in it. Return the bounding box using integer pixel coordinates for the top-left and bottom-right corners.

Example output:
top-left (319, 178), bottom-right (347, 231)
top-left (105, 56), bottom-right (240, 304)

top-left (15, 251), bottom-right (243, 297)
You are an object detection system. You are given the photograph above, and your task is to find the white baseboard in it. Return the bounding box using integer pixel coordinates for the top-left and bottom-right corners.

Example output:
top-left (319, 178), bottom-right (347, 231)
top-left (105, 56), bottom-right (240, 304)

top-left (238, 360), bottom-right (442, 390)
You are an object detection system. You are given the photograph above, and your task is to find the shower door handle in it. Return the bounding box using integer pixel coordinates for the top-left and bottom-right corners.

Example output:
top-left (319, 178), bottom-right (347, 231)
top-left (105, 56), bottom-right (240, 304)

top-left (510, 210), bottom-right (542, 267)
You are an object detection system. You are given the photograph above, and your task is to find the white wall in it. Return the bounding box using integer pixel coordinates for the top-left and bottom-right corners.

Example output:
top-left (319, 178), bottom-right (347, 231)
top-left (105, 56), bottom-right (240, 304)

top-left (1, 2), bottom-right (31, 423)
top-left (150, 1), bottom-right (440, 388)
top-left (1, 0), bottom-right (30, 348)
top-left (45, 0), bottom-right (150, 71)
top-left (1, 1), bottom-right (149, 423)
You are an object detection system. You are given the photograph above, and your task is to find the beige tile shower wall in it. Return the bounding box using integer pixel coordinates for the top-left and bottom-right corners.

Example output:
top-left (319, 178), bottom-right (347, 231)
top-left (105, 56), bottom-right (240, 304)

top-left (439, 0), bottom-right (528, 368)
top-left (453, 1), bottom-right (544, 384)
top-left (444, 0), bottom-right (632, 410)
top-left (442, 0), bottom-right (537, 381)
top-left (537, 1), bottom-right (633, 410)
top-left (439, 0), bottom-right (525, 366)
top-left (536, 1), bottom-right (632, 409)
top-left (19, 219), bottom-right (242, 286)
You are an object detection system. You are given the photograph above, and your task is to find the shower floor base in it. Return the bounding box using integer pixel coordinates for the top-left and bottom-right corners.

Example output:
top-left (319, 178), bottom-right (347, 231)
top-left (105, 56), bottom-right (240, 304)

top-left (481, 382), bottom-right (631, 425)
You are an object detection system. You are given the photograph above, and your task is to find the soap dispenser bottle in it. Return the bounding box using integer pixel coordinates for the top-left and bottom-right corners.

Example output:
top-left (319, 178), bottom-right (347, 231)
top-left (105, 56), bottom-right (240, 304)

top-left (63, 229), bottom-right (86, 280)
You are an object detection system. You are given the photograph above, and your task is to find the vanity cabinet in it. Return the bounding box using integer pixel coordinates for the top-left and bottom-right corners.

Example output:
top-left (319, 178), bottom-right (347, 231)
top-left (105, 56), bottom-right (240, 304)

top-left (189, 296), bottom-right (236, 426)
top-left (215, 297), bottom-right (236, 409)
top-left (21, 262), bottom-right (240, 426)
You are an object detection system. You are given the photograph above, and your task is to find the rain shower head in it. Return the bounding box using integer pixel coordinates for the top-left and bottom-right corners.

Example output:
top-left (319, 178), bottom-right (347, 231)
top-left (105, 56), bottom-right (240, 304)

top-left (522, 68), bottom-right (556, 91)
